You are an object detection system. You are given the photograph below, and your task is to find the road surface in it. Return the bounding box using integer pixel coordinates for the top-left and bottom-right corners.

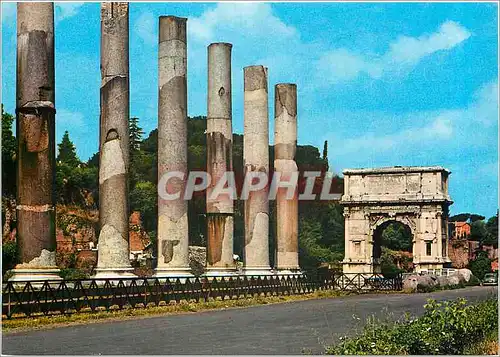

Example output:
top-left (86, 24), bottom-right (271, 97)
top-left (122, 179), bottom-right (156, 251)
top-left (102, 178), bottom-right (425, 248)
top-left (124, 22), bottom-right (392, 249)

top-left (2, 286), bottom-right (497, 355)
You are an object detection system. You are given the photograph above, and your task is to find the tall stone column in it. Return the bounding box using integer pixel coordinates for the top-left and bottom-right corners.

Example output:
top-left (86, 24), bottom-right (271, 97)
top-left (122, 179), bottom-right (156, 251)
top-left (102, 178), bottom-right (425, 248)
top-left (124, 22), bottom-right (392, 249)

top-left (156, 16), bottom-right (192, 277)
top-left (95, 2), bottom-right (134, 278)
top-left (243, 65), bottom-right (271, 275)
top-left (11, 2), bottom-right (61, 282)
top-left (274, 83), bottom-right (300, 272)
top-left (206, 43), bottom-right (235, 275)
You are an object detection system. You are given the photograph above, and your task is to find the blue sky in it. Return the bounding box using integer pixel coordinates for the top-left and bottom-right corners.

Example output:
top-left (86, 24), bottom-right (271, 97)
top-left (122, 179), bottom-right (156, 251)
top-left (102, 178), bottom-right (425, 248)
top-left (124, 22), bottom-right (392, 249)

top-left (1, 2), bottom-right (498, 218)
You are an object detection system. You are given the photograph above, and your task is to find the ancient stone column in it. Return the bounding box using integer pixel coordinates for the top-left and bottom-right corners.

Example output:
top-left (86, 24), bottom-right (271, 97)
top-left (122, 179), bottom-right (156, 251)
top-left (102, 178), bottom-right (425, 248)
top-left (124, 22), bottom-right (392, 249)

top-left (95, 2), bottom-right (134, 278)
top-left (206, 43), bottom-right (235, 275)
top-left (274, 83), bottom-right (300, 272)
top-left (243, 65), bottom-right (272, 275)
top-left (11, 2), bottom-right (61, 282)
top-left (156, 16), bottom-right (192, 277)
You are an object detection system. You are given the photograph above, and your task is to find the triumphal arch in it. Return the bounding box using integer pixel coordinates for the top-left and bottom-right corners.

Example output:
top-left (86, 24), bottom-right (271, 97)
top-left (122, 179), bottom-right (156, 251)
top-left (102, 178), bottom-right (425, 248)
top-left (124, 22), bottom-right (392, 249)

top-left (341, 166), bottom-right (453, 274)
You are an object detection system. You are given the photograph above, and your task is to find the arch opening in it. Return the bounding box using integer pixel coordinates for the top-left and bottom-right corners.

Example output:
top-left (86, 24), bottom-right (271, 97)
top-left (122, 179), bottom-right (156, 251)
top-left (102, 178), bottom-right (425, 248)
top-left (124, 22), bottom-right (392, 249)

top-left (372, 220), bottom-right (413, 276)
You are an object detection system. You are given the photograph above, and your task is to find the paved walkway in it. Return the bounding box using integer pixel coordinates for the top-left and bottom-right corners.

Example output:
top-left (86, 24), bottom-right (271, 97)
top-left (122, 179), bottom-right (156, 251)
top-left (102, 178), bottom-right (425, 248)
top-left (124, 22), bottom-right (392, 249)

top-left (2, 286), bottom-right (496, 355)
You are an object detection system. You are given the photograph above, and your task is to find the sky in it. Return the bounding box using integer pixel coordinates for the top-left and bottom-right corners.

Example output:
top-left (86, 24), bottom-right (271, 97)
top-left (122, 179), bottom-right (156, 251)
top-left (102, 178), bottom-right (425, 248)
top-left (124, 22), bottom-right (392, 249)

top-left (1, 2), bottom-right (498, 218)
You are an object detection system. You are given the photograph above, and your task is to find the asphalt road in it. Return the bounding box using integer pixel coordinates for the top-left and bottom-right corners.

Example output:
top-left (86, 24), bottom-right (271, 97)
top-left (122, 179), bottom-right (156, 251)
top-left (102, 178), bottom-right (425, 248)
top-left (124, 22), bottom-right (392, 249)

top-left (2, 286), bottom-right (497, 355)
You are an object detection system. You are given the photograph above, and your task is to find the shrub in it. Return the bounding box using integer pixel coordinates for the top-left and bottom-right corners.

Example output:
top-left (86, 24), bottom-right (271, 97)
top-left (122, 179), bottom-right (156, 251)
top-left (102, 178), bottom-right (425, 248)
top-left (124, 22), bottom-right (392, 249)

top-left (59, 268), bottom-right (90, 280)
top-left (326, 297), bottom-right (498, 355)
top-left (468, 251), bottom-right (492, 280)
top-left (2, 241), bottom-right (17, 273)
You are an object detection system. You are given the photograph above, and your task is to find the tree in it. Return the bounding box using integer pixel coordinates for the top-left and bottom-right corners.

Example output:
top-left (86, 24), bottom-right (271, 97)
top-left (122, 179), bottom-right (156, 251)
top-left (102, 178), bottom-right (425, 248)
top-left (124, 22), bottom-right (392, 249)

top-left (129, 117), bottom-right (146, 188)
top-left (322, 140), bottom-right (329, 171)
top-left (381, 223), bottom-right (413, 252)
top-left (57, 131), bottom-right (80, 167)
top-left (130, 181), bottom-right (157, 234)
top-left (485, 213), bottom-right (498, 247)
top-left (470, 214), bottom-right (486, 222)
top-left (2, 105), bottom-right (16, 197)
top-left (468, 250), bottom-right (492, 280)
top-left (470, 220), bottom-right (488, 244)
top-left (129, 117), bottom-right (143, 153)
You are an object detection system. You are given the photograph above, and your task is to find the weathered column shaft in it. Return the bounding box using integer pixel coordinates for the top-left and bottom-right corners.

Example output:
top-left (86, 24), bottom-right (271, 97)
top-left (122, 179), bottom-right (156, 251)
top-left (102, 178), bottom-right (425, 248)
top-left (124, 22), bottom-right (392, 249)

top-left (96, 2), bottom-right (133, 275)
top-left (14, 2), bottom-right (59, 279)
top-left (157, 16), bottom-right (191, 275)
top-left (274, 83), bottom-right (299, 271)
top-left (243, 65), bottom-right (271, 272)
top-left (206, 43), bottom-right (234, 272)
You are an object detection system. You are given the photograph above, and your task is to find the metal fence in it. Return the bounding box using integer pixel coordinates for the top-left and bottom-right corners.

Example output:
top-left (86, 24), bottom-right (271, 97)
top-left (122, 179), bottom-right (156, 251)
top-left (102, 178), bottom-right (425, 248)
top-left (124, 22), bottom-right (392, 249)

top-left (2, 273), bottom-right (402, 319)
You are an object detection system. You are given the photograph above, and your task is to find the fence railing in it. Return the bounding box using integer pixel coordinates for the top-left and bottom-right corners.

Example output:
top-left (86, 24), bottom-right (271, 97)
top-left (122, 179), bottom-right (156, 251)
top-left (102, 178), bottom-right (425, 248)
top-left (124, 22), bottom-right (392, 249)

top-left (2, 273), bottom-right (402, 319)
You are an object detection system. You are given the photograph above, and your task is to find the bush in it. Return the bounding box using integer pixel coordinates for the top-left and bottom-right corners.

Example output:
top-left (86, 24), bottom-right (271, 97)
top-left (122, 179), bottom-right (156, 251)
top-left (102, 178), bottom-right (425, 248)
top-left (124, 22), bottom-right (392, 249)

top-left (326, 297), bottom-right (498, 355)
top-left (468, 251), bottom-right (492, 280)
top-left (2, 241), bottom-right (17, 273)
top-left (59, 268), bottom-right (90, 280)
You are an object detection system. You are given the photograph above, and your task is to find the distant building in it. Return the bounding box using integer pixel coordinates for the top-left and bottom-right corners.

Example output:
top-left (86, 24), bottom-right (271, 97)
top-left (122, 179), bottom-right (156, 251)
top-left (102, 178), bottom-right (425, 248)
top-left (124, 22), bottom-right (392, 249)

top-left (450, 221), bottom-right (471, 239)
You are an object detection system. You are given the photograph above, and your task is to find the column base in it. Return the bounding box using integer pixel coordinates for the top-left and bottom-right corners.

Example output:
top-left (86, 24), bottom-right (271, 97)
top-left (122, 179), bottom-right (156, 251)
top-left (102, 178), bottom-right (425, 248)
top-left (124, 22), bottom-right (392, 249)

top-left (92, 267), bottom-right (136, 284)
top-left (154, 267), bottom-right (194, 282)
top-left (8, 268), bottom-right (62, 284)
top-left (276, 269), bottom-right (303, 277)
top-left (203, 269), bottom-right (238, 279)
top-left (243, 266), bottom-right (275, 276)
top-left (93, 267), bottom-right (136, 277)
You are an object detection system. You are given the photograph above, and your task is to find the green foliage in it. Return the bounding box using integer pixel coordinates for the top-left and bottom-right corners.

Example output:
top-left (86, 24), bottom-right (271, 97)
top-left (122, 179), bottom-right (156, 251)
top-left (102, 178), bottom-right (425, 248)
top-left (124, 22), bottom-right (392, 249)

top-left (468, 250), bottom-right (492, 280)
top-left (470, 214), bottom-right (486, 222)
top-left (380, 223), bottom-right (412, 252)
top-left (485, 213), bottom-right (498, 247)
top-left (1, 110), bottom-right (344, 267)
top-left (379, 247), bottom-right (404, 278)
top-left (2, 105), bottom-right (16, 197)
top-left (299, 215), bottom-right (343, 271)
top-left (56, 162), bottom-right (98, 206)
top-left (130, 181), bottom-right (157, 234)
top-left (327, 298), bottom-right (498, 355)
top-left (2, 241), bottom-right (17, 273)
top-left (59, 268), bottom-right (90, 280)
top-left (322, 140), bottom-right (329, 171)
top-left (57, 130), bottom-right (80, 167)
top-left (449, 213), bottom-right (485, 223)
top-left (470, 220), bottom-right (488, 242)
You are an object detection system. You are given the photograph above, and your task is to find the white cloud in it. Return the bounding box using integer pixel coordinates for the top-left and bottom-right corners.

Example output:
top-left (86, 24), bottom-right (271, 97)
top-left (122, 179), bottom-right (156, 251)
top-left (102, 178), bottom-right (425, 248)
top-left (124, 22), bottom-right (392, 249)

top-left (134, 11), bottom-right (156, 45)
top-left (322, 78), bottom-right (498, 173)
top-left (339, 112), bottom-right (457, 155)
top-left (317, 20), bottom-right (471, 83)
top-left (133, 3), bottom-right (296, 47)
top-left (189, 3), bottom-right (296, 43)
top-left (385, 21), bottom-right (471, 64)
top-left (469, 81), bottom-right (498, 126)
top-left (55, 2), bottom-right (85, 22)
top-left (1, 2), bottom-right (16, 23)
top-left (1, 2), bottom-right (84, 25)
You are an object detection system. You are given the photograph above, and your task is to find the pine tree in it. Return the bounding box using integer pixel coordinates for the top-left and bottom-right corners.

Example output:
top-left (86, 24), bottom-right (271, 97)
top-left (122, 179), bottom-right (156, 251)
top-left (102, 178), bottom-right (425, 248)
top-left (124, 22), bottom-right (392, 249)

top-left (129, 117), bottom-right (144, 188)
top-left (57, 130), bottom-right (80, 167)
top-left (322, 140), bottom-right (329, 172)
top-left (129, 117), bottom-right (143, 153)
